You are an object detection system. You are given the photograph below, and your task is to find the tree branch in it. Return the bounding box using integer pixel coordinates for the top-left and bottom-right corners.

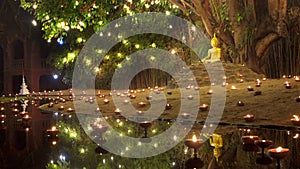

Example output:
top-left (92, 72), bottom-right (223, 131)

top-left (255, 32), bottom-right (280, 58)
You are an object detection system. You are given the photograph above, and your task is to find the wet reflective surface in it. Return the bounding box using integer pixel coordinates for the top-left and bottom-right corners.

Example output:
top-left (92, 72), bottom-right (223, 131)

top-left (0, 98), bottom-right (300, 169)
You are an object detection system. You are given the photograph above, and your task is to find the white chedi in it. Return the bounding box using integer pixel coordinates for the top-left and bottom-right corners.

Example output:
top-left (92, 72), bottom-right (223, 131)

top-left (19, 76), bottom-right (30, 95)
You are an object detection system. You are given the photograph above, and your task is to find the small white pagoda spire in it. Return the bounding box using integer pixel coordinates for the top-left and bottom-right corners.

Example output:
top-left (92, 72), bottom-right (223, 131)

top-left (19, 68), bottom-right (30, 95)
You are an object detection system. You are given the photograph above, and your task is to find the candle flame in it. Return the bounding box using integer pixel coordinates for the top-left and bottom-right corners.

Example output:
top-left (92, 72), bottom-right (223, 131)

top-left (293, 115), bottom-right (299, 121)
top-left (246, 114), bottom-right (251, 118)
top-left (192, 135), bottom-right (197, 142)
top-left (250, 136), bottom-right (254, 139)
top-left (296, 76), bottom-right (299, 80)
top-left (276, 146), bottom-right (283, 152)
top-left (293, 133), bottom-right (299, 139)
top-left (231, 86), bottom-right (236, 90)
top-left (51, 126), bottom-right (57, 131)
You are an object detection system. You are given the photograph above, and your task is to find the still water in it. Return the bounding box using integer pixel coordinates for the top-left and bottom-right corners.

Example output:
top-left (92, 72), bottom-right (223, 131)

top-left (0, 98), bottom-right (299, 169)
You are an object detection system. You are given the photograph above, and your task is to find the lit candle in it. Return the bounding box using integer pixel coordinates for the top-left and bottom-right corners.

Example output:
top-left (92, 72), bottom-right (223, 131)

top-left (115, 108), bottom-right (121, 115)
top-left (282, 75), bottom-right (286, 78)
top-left (207, 90), bottom-right (213, 94)
top-left (67, 107), bottom-right (74, 112)
top-left (58, 105), bottom-right (64, 110)
top-left (48, 102), bottom-right (54, 108)
top-left (22, 114), bottom-right (31, 121)
top-left (181, 113), bottom-right (190, 119)
top-left (199, 104), bottom-right (208, 111)
top-left (184, 134), bottom-right (204, 149)
top-left (165, 104), bottom-right (172, 110)
top-left (231, 85), bottom-right (237, 90)
top-left (138, 102), bottom-right (146, 107)
top-left (291, 115), bottom-right (300, 126)
top-left (239, 79), bottom-right (244, 83)
top-left (243, 114), bottom-right (254, 122)
top-left (247, 86), bottom-right (254, 91)
top-left (103, 99), bottom-right (110, 104)
top-left (123, 99), bottom-right (129, 104)
top-left (241, 135), bottom-right (259, 145)
top-left (137, 111), bottom-right (144, 115)
top-left (237, 101), bottom-right (245, 106)
top-left (295, 76), bottom-right (300, 82)
top-left (187, 95), bottom-right (193, 100)
top-left (296, 96), bottom-right (300, 102)
top-left (268, 146), bottom-right (289, 159)
top-left (130, 95), bottom-right (136, 99)
top-left (286, 83), bottom-right (292, 89)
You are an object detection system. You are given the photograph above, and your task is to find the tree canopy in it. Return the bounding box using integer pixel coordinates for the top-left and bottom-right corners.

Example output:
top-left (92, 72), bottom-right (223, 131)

top-left (20, 0), bottom-right (300, 80)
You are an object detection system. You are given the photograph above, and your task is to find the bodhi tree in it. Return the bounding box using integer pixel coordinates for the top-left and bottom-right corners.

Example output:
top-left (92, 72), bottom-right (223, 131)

top-left (20, 0), bottom-right (300, 75)
top-left (168, 0), bottom-right (300, 74)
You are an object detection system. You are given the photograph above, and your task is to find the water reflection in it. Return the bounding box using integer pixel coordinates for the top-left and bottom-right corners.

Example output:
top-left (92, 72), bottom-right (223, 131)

top-left (0, 99), bottom-right (300, 168)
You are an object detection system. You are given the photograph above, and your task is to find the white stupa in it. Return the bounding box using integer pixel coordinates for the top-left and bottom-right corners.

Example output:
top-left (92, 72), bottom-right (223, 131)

top-left (19, 75), bottom-right (30, 95)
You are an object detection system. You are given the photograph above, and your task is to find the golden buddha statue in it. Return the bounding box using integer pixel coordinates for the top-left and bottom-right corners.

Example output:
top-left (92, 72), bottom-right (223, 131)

top-left (210, 133), bottom-right (223, 162)
top-left (202, 33), bottom-right (221, 63)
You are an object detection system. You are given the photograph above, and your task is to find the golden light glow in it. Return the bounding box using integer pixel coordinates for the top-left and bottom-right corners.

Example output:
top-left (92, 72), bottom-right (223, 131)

top-left (192, 135), bottom-right (197, 142)
top-left (293, 115), bottom-right (299, 121)
top-left (51, 126), bottom-right (57, 131)
top-left (276, 146), bottom-right (283, 152)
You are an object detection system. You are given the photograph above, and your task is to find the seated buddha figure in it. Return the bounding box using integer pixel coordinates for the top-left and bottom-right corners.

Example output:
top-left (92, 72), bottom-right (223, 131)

top-left (202, 34), bottom-right (221, 63)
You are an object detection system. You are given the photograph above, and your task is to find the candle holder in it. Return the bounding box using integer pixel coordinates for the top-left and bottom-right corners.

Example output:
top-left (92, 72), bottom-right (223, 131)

top-left (138, 102), bottom-right (146, 107)
top-left (130, 95), bottom-right (136, 99)
top-left (247, 86), bottom-right (254, 91)
top-left (22, 114), bottom-right (32, 122)
top-left (48, 102), bottom-right (54, 108)
top-left (243, 114), bottom-right (254, 122)
top-left (207, 90), bottom-right (213, 94)
top-left (115, 108), bottom-right (121, 115)
top-left (181, 113), bottom-right (190, 119)
top-left (285, 83), bottom-right (292, 89)
top-left (146, 96), bottom-right (152, 100)
top-left (254, 139), bottom-right (272, 158)
top-left (255, 156), bottom-right (273, 165)
top-left (103, 99), bottom-right (110, 104)
top-left (237, 101), bottom-right (245, 106)
top-left (241, 135), bottom-right (259, 145)
top-left (291, 115), bottom-right (300, 126)
top-left (58, 105), bottom-right (64, 110)
top-left (199, 104), bottom-right (208, 111)
top-left (184, 132), bottom-right (204, 169)
top-left (67, 107), bottom-right (74, 113)
top-left (139, 121), bottom-right (152, 143)
top-left (123, 99), bottom-right (129, 104)
top-left (268, 147), bottom-right (289, 169)
top-left (296, 96), bottom-right (300, 102)
top-left (137, 111), bottom-right (144, 116)
top-left (187, 95), bottom-right (193, 100)
top-left (254, 91), bottom-right (262, 96)
top-left (165, 104), bottom-right (172, 110)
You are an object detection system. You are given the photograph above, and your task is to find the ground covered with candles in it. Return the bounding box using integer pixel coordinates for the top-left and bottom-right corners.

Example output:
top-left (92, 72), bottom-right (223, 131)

top-left (39, 63), bottom-right (300, 129)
